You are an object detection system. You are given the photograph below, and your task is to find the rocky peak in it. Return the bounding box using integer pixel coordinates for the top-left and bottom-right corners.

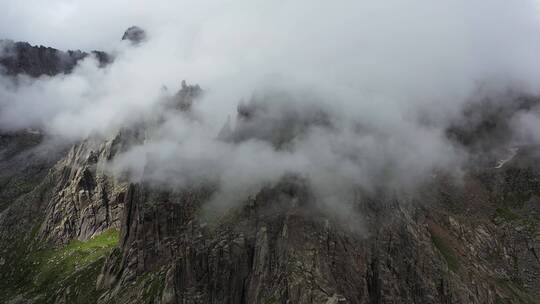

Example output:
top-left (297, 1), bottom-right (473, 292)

top-left (0, 40), bottom-right (111, 77)
top-left (172, 80), bottom-right (202, 111)
top-left (121, 26), bottom-right (147, 45)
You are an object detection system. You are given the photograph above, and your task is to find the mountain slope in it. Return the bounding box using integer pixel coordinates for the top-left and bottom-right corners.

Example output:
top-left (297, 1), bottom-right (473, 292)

top-left (0, 33), bottom-right (539, 304)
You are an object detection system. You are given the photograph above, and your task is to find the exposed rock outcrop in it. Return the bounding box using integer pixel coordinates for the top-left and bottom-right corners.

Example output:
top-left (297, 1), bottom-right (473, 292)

top-left (0, 40), bottom-right (111, 77)
top-left (121, 26), bottom-right (147, 45)
top-left (93, 165), bottom-right (540, 304)
top-left (38, 128), bottom-right (149, 245)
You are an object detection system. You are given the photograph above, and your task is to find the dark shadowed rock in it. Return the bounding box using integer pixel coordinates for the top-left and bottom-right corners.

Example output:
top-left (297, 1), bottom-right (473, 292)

top-left (446, 94), bottom-right (540, 167)
top-left (0, 40), bottom-right (112, 77)
top-left (170, 80), bottom-right (202, 111)
top-left (121, 26), bottom-right (147, 45)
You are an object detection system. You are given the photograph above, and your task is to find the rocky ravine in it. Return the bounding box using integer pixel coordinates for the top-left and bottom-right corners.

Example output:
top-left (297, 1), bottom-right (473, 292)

top-left (0, 31), bottom-right (539, 304)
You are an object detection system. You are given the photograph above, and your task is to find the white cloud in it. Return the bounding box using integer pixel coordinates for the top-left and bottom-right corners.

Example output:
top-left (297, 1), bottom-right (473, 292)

top-left (1, 0), bottom-right (540, 218)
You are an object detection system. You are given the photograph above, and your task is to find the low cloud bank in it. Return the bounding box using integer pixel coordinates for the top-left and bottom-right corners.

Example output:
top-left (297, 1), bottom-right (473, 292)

top-left (2, 0), bottom-right (540, 216)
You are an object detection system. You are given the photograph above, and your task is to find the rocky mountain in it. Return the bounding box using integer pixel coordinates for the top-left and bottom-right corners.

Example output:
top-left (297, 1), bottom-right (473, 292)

top-left (0, 40), bottom-right (110, 77)
top-left (0, 29), bottom-right (539, 304)
top-left (121, 26), bottom-right (147, 45)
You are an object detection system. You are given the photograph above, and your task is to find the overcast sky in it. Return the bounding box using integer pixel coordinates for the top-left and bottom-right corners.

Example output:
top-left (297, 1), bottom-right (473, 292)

top-left (1, 1), bottom-right (540, 51)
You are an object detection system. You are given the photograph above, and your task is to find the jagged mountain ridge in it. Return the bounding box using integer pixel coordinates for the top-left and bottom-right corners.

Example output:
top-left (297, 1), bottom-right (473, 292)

top-left (0, 29), bottom-right (539, 304)
top-left (0, 40), bottom-right (111, 77)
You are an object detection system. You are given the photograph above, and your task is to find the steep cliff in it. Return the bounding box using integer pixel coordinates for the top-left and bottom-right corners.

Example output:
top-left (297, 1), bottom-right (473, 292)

top-left (1, 103), bottom-right (539, 304)
top-left (0, 40), bottom-right (111, 78)
top-left (0, 33), bottom-right (539, 304)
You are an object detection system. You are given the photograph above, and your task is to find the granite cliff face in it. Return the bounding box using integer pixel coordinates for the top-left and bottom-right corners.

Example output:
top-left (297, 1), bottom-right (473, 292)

top-left (0, 31), bottom-right (539, 304)
top-left (0, 40), bottom-right (110, 77)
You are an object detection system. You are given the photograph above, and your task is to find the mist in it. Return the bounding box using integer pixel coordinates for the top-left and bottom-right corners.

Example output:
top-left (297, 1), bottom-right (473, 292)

top-left (2, 0), bottom-right (540, 217)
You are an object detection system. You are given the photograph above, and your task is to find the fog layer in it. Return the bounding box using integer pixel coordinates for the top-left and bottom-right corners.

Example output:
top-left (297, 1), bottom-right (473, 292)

top-left (2, 0), bottom-right (540, 215)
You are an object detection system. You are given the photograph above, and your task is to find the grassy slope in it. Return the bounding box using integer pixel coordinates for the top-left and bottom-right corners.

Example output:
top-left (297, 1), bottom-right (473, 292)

top-left (1, 228), bottom-right (119, 304)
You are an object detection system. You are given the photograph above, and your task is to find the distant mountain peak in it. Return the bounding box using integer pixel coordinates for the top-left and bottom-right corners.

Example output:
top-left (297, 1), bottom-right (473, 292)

top-left (0, 40), bottom-right (110, 77)
top-left (121, 26), bottom-right (147, 45)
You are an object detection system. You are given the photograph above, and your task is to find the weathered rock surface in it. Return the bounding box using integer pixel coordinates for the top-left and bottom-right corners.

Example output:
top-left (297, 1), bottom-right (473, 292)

top-left (38, 134), bottom-right (129, 244)
top-left (1, 114), bottom-right (539, 304)
top-left (91, 167), bottom-right (540, 304)
top-left (0, 40), bottom-right (111, 77)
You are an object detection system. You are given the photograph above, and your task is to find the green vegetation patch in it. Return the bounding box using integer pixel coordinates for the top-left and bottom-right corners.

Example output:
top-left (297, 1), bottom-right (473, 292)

top-left (495, 207), bottom-right (520, 222)
top-left (495, 279), bottom-right (538, 304)
top-left (2, 228), bottom-right (119, 304)
top-left (32, 228), bottom-right (119, 288)
top-left (431, 234), bottom-right (460, 272)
